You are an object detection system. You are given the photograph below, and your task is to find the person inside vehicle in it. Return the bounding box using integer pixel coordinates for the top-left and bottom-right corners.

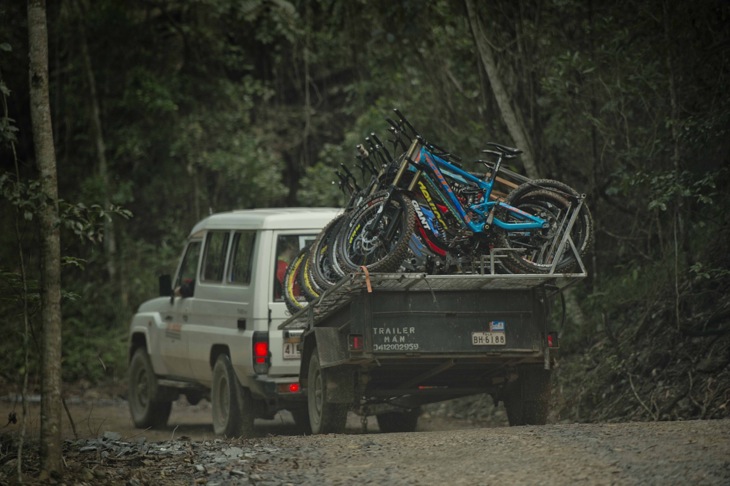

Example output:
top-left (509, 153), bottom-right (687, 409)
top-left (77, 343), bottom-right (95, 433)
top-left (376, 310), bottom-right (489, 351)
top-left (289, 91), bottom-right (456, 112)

top-left (274, 237), bottom-right (300, 299)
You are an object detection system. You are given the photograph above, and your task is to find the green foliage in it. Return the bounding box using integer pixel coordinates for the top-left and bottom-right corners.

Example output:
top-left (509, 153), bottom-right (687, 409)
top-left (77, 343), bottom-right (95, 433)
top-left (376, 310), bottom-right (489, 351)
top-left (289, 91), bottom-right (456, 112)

top-left (61, 318), bottom-right (127, 384)
top-left (0, 0), bottom-right (728, 421)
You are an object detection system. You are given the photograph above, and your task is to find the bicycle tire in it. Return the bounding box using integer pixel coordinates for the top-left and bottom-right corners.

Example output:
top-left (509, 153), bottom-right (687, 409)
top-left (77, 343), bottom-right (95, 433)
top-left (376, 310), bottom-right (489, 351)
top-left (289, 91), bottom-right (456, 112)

top-left (506, 179), bottom-right (594, 259)
top-left (336, 191), bottom-right (416, 274)
top-left (497, 188), bottom-right (592, 274)
top-left (283, 248), bottom-right (309, 314)
top-left (299, 248), bottom-right (322, 302)
top-left (309, 214), bottom-right (347, 290)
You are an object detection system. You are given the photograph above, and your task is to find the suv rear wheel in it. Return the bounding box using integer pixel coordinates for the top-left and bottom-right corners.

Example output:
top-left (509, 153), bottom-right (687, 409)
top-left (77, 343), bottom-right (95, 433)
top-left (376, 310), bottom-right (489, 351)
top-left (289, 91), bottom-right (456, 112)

top-left (128, 347), bottom-right (172, 429)
top-left (212, 354), bottom-right (255, 437)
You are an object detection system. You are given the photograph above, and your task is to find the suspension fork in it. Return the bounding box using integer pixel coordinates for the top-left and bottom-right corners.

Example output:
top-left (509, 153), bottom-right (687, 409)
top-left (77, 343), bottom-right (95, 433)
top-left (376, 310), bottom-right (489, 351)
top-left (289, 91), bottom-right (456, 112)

top-left (368, 138), bottom-right (423, 238)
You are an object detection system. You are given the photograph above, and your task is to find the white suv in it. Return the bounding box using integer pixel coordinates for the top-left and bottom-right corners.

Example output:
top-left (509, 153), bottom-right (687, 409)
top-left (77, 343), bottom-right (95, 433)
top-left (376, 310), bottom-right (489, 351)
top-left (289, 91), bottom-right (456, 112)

top-left (127, 207), bottom-right (340, 436)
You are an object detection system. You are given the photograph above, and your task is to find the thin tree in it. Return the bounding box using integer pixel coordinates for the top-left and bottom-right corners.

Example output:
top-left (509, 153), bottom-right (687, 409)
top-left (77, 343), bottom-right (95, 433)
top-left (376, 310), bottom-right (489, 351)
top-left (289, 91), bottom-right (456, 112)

top-left (28, 0), bottom-right (63, 478)
top-left (73, 0), bottom-right (126, 306)
top-left (464, 0), bottom-right (538, 179)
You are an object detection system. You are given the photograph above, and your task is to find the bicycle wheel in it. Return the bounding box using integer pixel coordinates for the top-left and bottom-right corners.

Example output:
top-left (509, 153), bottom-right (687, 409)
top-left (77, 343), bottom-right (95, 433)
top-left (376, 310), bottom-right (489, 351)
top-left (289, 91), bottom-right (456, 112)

top-left (506, 179), bottom-right (594, 260)
top-left (283, 248), bottom-right (309, 314)
top-left (299, 248), bottom-right (322, 302)
top-left (498, 188), bottom-right (592, 274)
top-left (336, 191), bottom-right (416, 274)
top-left (308, 214), bottom-right (347, 290)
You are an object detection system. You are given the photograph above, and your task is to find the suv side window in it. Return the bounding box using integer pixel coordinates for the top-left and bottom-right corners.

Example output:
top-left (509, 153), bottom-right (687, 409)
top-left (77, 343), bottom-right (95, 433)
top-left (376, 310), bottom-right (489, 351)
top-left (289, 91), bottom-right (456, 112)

top-left (228, 231), bottom-right (256, 285)
top-left (201, 231), bottom-right (230, 283)
top-left (273, 234), bottom-right (317, 301)
top-left (176, 240), bottom-right (202, 297)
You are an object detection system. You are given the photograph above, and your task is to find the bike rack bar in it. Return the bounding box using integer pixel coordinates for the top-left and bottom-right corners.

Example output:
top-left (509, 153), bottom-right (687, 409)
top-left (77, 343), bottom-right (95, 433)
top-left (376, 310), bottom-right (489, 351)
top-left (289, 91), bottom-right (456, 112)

top-left (549, 197), bottom-right (585, 274)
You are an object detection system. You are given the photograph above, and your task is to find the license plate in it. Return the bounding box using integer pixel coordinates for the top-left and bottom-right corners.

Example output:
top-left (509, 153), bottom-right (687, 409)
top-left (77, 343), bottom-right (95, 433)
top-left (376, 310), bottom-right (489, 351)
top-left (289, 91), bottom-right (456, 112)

top-left (283, 342), bottom-right (301, 359)
top-left (471, 332), bottom-right (506, 345)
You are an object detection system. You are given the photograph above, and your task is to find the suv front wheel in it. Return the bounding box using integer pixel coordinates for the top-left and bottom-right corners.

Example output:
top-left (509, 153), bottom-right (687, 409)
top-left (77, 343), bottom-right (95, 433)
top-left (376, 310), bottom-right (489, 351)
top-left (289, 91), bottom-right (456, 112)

top-left (128, 347), bottom-right (172, 429)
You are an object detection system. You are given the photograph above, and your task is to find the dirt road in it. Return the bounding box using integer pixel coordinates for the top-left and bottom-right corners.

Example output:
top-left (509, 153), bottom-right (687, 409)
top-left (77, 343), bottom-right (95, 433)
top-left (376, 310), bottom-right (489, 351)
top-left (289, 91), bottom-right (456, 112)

top-left (1, 394), bottom-right (729, 485)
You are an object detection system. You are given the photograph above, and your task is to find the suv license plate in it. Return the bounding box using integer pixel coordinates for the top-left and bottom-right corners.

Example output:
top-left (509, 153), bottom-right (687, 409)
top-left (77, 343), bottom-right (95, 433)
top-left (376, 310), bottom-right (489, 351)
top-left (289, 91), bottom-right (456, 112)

top-left (283, 343), bottom-right (301, 359)
top-left (471, 332), bottom-right (506, 346)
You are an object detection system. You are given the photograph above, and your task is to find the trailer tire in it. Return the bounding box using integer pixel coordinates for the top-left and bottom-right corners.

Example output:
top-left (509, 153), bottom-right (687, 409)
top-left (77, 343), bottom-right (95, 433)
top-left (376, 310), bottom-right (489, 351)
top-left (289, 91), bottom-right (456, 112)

top-left (376, 407), bottom-right (421, 433)
top-left (290, 407), bottom-right (312, 435)
top-left (307, 350), bottom-right (348, 434)
top-left (504, 366), bottom-right (552, 426)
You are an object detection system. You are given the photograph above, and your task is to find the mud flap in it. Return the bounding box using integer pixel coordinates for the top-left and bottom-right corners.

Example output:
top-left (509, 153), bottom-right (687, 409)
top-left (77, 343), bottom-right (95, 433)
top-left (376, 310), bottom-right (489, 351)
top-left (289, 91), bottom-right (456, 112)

top-left (324, 365), bottom-right (355, 404)
top-left (313, 327), bottom-right (349, 367)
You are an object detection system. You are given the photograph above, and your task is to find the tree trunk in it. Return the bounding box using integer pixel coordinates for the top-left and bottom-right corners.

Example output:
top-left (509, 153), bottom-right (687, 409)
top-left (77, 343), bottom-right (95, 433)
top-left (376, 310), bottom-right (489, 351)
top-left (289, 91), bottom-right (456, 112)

top-left (28, 0), bottom-right (63, 478)
top-left (464, 0), bottom-right (539, 179)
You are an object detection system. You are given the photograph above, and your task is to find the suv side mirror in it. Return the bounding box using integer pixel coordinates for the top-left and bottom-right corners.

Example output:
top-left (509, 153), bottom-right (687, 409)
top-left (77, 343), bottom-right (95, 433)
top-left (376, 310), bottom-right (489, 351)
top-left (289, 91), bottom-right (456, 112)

top-left (159, 274), bottom-right (173, 297)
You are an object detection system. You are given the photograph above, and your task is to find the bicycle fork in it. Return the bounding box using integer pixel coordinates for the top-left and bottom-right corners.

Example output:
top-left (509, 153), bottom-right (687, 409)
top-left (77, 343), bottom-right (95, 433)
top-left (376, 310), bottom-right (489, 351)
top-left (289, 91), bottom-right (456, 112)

top-left (366, 138), bottom-right (423, 242)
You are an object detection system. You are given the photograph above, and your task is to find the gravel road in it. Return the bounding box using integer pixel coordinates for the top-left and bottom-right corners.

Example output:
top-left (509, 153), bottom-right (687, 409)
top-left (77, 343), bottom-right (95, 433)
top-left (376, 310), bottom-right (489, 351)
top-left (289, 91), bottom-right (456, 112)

top-left (183, 419), bottom-right (729, 485)
top-left (2, 395), bottom-right (729, 485)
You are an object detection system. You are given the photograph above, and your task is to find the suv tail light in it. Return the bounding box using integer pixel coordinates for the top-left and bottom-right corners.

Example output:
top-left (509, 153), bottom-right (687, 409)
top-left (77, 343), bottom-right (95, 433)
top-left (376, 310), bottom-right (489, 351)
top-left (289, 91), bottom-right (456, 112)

top-left (277, 382), bottom-right (301, 394)
top-left (253, 331), bottom-right (270, 374)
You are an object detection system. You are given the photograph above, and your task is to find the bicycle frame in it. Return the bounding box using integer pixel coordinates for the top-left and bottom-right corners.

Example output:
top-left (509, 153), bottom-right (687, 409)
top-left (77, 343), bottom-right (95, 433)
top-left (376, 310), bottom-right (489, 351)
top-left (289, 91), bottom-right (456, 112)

top-left (404, 139), bottom-right (548, 235)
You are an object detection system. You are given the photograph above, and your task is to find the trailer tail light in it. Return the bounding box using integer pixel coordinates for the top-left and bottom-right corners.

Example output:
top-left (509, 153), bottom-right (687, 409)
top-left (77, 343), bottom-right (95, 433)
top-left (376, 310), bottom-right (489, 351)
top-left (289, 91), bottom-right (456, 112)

top-left (547, 332), bottom-right (559, 349)
top-left (253, 332), bottom-right (270, 374)
top-left (277, 382), bottom-right (301, 394)
top-left (348, 334), bottom-right (364, 352)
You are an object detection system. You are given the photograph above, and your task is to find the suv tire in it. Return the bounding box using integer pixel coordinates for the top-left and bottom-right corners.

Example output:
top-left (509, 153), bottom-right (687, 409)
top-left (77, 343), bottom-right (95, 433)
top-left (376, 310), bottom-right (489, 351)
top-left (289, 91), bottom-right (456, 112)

top-left (128, 347), bottom-right (172, 429)
top-left (212, 354), bottom-right (254, 437)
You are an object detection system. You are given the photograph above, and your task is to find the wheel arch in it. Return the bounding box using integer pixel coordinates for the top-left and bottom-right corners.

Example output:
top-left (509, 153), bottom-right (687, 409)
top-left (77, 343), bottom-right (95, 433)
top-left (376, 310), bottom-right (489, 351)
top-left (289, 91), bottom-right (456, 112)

top-left (209, 344), bottom-right (230, 370)
top-left (129, 332), bottom-right (147, 360)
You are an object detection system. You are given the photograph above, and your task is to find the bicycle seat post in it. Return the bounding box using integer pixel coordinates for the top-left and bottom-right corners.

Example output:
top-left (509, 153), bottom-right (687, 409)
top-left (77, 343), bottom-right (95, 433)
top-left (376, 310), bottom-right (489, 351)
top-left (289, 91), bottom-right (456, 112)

top-left (481, 150), bottom-right (503, 186)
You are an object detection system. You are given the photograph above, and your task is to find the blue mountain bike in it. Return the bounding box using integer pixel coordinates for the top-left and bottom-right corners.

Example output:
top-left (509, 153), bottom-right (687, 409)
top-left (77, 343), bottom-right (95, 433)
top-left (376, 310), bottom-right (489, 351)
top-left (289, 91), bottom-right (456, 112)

top-left (335, 111), bottom-right (593, 275)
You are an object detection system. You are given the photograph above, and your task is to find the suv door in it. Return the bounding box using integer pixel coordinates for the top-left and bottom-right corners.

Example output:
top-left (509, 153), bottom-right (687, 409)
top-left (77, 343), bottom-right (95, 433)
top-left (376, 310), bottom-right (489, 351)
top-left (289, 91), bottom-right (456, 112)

top-left (187, 230), bottom-right (257, 384)
top-left (162, 238), bottom-right (201, 378)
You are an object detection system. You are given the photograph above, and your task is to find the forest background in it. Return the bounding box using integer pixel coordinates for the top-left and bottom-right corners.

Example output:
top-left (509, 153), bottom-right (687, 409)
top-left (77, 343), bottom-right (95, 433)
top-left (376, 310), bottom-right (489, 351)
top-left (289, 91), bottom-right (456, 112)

top-left (1, 0), bottom-right (728, 424)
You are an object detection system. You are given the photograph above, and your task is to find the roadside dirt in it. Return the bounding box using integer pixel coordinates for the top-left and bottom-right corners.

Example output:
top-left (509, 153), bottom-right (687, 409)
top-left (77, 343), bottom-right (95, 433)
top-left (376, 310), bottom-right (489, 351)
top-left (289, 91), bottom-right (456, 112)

top-left (0, 390), bottom-right (500, 443)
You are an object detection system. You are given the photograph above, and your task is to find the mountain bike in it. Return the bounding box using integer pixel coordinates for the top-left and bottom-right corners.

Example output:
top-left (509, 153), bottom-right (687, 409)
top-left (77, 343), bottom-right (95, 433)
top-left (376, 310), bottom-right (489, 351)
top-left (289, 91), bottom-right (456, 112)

top-left (336, 110), bottom-right (593, 275)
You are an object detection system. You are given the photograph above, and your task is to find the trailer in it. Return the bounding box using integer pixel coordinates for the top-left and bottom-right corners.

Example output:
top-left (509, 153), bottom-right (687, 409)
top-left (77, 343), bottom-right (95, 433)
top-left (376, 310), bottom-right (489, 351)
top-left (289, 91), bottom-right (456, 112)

top-left (280, 265), bottom-right (586, 434)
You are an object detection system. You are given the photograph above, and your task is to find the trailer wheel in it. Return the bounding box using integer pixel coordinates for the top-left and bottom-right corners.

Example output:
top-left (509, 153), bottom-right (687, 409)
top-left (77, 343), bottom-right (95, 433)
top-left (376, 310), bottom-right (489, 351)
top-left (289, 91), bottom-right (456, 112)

top-left (307, 350), bottom-right (348, 434)
top-left (376, 407), bottom-right (421, 433)
top-left (212, 354), bottom-right (255, 437)
top-left (128, 347), bottom-right (172, 429)
top-left (504, 366), bottom-right (552, 426)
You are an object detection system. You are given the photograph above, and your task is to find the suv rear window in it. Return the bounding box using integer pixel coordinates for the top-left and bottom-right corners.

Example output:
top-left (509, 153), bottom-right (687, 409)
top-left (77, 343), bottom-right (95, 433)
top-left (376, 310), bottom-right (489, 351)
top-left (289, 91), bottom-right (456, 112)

top-left (228, 231), bottom-right (256, 285)
top-left (201, 231), bottom-right (230, 283)
top-left (273, 234), bottom-right (317, 301)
